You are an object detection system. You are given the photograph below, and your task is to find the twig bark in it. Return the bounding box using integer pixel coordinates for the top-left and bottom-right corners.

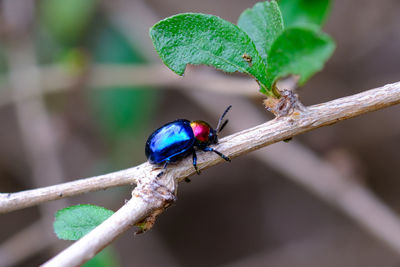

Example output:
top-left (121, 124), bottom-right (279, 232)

top-left (1, 81), bottom-right (399, 215)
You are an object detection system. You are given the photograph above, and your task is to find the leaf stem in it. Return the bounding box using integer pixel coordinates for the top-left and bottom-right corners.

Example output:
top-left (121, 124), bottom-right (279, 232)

top-left (272, 83), bottom-right (282, 98)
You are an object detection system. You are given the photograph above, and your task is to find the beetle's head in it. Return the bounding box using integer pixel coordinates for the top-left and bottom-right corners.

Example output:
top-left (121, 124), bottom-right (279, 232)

top-left (190, 120), bottom-right (213, 145)
top-left (190, 105), bottom-right (232, 146)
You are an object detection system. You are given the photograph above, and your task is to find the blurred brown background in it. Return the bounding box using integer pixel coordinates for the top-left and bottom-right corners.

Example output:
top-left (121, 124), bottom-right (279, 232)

top-left (0, 0), bottom-right (400, 266)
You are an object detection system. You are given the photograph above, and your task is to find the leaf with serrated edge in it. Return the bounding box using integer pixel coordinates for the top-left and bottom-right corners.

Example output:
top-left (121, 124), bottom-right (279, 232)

top-left (278, 0), bottom-right (331, 28)
top-left (150, 13), bottom-right (270, 93)
top-left (237, 0), bottom-right (284, 66)
top-left (266, 27), bottom-right (335, 89)
top-left (54, 204), bottom-right (114, 240)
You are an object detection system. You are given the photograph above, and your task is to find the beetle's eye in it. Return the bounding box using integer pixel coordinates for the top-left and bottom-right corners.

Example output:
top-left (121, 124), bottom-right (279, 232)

top-left (209, 129), bottom-right (218, 144)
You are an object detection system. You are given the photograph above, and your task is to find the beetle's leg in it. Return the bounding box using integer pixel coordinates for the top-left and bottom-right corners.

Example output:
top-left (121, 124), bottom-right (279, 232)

top-left (192, 150), bottom-right (201, 175)
top-left (156, 161), bottom-right (169, 178)
top-left (203, 147), bottom-right (231, 162)
top-left (184, 150), bottom-right (200, 182)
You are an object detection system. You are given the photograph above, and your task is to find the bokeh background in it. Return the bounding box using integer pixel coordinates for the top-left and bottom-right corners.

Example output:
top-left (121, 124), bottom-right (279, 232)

top-left (0, 0), bottom-right (400, 266)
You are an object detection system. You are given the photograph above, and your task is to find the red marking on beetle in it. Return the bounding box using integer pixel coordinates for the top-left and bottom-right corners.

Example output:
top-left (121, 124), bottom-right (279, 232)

top-left (190, 121), bottom-right (210, 143)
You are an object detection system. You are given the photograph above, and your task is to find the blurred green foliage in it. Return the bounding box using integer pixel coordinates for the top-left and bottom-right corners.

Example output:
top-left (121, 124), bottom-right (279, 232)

top-left (38, 0), bottom-right (157, 166)
top-left (90, 23), bottom-right (157, 148)
top-left (83, 247), bottom-right (119, 267)
top-left (0, 44), bottom-right (8, 74)
top-left (39, 0), bottom-right (99, 46)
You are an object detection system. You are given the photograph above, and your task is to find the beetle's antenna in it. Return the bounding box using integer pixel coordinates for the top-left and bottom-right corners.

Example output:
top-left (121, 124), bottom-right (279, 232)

top-left (218, 119), bottom-right (229, 133)
top-left (216, 105), bottom-right (232, 133)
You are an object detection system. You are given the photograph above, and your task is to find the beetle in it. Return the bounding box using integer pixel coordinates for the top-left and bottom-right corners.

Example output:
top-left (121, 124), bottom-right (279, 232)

top-left (145, 105), bottom-right (232, 178)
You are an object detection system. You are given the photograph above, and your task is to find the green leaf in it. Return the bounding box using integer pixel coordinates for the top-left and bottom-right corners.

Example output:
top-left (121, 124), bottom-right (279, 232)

top-left (237, 0), bottom-right (284, 65)
top-left (54, 204), bottom-right (114, 240)
top-left (150, 13), bottom-right (269, 92)
top-left (266, 27), bottom-right (335, 89)
top-left (278, 0), bottom-right (331, 28)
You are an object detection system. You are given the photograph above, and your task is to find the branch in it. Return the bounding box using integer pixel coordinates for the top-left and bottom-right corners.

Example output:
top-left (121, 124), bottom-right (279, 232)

top-left (1, 81), bottom-right (399, 214)
top-left (40, 80), bottom-right (400, 266)
top-left (0, 167), bottom-right (140, 213)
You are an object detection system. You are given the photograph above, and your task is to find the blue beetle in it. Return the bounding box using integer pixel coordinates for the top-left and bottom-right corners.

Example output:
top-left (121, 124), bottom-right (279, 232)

top-left (145, 105), bottom-right (232, 178)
